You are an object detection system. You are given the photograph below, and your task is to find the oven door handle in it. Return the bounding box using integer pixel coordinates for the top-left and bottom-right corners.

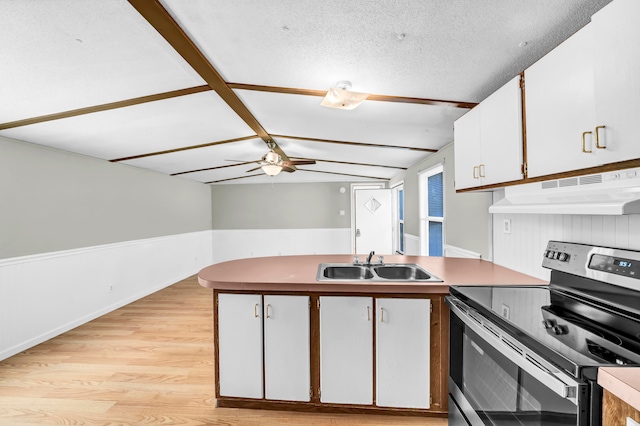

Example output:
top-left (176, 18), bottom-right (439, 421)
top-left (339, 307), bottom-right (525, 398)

top-left (448, 296), bottom-right (584, 405)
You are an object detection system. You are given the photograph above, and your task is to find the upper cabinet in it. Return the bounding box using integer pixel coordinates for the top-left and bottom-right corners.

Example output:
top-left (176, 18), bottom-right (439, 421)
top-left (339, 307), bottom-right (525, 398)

top-left (526, 0), bottom-right (640, 178)
top-left (454, 75), bottom-right (524, 190)
top-left (525, 24), bottom-right (597, 178)
top-left (590, 0), bottom-right (640, 165)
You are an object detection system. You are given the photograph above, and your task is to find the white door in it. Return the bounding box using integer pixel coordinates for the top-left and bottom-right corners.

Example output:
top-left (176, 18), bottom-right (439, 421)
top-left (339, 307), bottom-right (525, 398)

top-left (319, 296), bottom-right (373, 405)
top-left (376, 298), bottom-right (431, 409)
top-left (264, 295), bottom-right (310, 402)
top-left (354, 189), bottom-right (392, 255)
top-left (217, 293), bottom-right (263, 398)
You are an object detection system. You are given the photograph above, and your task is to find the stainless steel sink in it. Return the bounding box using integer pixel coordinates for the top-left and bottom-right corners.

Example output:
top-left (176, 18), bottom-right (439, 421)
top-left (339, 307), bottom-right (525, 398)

top-left (321, 265), bottom-right (374, 280)
top-left (317, 263), bottom-right (442, 282)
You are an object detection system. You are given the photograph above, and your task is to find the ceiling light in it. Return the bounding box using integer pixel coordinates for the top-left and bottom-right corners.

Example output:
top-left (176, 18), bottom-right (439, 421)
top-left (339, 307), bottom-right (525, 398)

top-left (320, 81), bottom-right (370, 110)
top-left (261, 164), bottom-right (282, 176)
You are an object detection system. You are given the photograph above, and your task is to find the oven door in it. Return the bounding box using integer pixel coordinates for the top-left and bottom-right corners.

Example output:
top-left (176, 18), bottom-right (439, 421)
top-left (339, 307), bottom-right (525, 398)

top-left (447, 296), bottom-right (588, 426)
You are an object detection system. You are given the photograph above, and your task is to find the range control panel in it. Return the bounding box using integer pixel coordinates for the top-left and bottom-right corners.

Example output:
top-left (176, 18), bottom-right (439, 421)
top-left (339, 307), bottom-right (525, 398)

top-left (543, 241), bottom-right (640, 290)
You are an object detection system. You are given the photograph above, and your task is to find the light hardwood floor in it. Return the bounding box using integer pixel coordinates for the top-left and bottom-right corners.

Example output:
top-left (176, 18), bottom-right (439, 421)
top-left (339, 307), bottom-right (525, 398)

top-left (0, 275), bottom-right (447, 425)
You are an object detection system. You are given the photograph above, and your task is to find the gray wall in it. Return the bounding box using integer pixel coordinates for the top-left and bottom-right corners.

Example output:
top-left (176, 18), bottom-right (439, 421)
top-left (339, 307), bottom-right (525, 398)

top-left (390, 143), bottom-right (493, 259)
top-left (0, 136), bottom-right (212, 259)
top-left (211, 182), bottom-right (352, 229)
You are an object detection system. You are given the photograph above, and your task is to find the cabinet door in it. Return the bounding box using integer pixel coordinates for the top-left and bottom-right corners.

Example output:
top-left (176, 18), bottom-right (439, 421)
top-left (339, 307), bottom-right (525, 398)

top-left (479, 75), bottom-right (523, 186)
top-left (263, 295), bottom-right (310, 402)
top-left (319, 296), bottom-right (373, 405)
top-left (217, 293), bottom-right (263, 398)
top-left (525, 24), bottom-right (598, 178)
top-left (454, 106), bottom-right (482, 190)
top-left (376, 298), bottom-right (431, 409)
top-left (592, 0), bottom-right (640, 165)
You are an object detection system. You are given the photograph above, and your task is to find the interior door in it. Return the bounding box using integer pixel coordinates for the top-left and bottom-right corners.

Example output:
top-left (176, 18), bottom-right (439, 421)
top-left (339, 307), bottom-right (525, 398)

top-left (354, 189), bottom-right (392, 255)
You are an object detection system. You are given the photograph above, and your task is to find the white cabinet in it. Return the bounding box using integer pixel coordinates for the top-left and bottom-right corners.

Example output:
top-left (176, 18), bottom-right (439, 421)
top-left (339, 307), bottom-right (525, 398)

top-left (263, 295), bottom-right (310, 402)
top-left (376, 298), bottom-right (431, 409)
top-left (218, 293), bottom-right (264, 398)
top-left (217, 293), bottom-right (310, 402)
top-left (454, 75), bottom-right (523, 189)
top-left (525, 24), bottom-right (598, 178)
top-left (319, 296), bottom-right (431, 408)
top-left (319, 296), bottom-right (373, 405)
top-left (526, 0), bottom-right (640, 178)
top-left (591, 0), bottom-right (640, 165)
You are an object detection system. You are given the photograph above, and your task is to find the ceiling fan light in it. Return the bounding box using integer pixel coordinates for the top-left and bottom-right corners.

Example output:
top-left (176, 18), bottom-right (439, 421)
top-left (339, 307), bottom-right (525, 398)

top-left (320, 82), bottom-right (370, 110)
top-left (262, 164), bottom-right (282, 176)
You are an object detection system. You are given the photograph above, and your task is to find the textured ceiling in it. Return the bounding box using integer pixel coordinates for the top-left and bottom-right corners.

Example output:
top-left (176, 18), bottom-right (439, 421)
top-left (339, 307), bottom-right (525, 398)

top-left (0, 0), bottom-right (612, 185)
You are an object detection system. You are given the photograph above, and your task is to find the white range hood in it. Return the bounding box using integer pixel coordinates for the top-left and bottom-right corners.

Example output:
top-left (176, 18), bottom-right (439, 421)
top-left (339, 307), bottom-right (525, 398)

top-left (489, 168), bottom-right (640, 215)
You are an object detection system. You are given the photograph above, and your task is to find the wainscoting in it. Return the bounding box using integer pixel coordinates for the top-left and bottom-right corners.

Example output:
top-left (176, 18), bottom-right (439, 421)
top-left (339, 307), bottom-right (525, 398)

top-left (492, 213), bottom-right (640, 280)
top-left (211, 228), bottom-right (352, 263)
top-left (0, 230), bottom-right (213, 361)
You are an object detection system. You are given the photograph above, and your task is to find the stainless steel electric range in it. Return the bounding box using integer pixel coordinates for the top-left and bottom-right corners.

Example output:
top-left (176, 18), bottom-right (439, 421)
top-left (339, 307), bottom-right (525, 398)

top-left (446, 241), bottom-right (640, 426)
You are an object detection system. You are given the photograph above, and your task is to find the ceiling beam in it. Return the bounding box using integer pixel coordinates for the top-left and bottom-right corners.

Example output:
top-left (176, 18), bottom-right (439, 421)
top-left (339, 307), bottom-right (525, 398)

top-left (109, 135), bottom-right (258, 162)
top-left (126, 1), bottom-right (298, 165)
top-left (172, 161), bottom-right (255, 176)
top-left (228, 83), bottom-right (477, 109)
top-left (272, 134), bottom-right (437, 153)
top-left (290, 157), bottom-right (407, 170)
top-left (0, 85), bottom-right (211, 131)
top-left (205, 174), bottom-right (264, 184)
top-left (298, 169), bottom-right (388, 180)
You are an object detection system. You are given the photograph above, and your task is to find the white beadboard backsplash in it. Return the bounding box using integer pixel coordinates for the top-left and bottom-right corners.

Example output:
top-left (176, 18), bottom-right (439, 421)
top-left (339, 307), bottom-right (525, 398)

top-left (493, 212), bottom-right (640, 281)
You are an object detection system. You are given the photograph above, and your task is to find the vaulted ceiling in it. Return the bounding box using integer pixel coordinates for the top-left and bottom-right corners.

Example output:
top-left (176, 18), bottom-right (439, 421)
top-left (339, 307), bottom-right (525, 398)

top-left (0, 0), bottom-right (611, 185)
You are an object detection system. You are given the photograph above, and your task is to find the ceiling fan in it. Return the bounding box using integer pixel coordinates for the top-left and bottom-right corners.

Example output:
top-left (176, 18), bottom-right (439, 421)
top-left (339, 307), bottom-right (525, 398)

top-left (244, 141), bottom-right (316, 176)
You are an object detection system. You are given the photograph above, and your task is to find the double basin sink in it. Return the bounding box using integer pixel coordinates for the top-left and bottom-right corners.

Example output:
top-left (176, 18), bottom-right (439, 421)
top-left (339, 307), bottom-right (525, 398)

top-left (317, 262), bottom-right (443, 282)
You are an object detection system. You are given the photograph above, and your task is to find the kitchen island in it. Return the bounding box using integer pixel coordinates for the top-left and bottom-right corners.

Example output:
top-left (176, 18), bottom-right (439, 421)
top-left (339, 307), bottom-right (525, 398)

top-left (198, 254), bottom-right (545, 417)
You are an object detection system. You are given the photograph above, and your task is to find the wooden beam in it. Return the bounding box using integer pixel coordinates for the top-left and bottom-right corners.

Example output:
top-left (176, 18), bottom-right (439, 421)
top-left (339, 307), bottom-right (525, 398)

top-left (127, 1), bottom-right (276, 144)
top-left (172, 161), bottom-right (255, 176)
top-left (272, 134), bottom-right (438, 153)
top-left (110, 135), bottom-right (258, 162)
top-left (290, 157), bottom-right (407, 170)
top-left (205, 174), bottom-right (264, 184)
top-left (0, 85), bottom-right (211, 131)
top-left (228, 83), bottom-right (477, 109)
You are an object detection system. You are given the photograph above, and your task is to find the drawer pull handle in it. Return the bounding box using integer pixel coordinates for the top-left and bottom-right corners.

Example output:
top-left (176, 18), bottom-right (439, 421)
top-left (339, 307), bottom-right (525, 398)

top-left (595, 125), bottom-right (606, 149)
top-left (582, 131), bottom-right (593, 153)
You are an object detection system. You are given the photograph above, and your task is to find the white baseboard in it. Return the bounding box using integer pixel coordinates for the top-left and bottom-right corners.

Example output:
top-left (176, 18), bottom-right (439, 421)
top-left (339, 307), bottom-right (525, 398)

top-left (0, 230), bottom-right (214, 361)
top-left (211, 228), bottom-right (351, 263)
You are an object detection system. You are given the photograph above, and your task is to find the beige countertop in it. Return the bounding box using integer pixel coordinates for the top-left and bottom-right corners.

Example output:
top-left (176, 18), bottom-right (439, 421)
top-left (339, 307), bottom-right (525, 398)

top-left (198, 254), bottom-right (546, 294)
top-left (599, 367), bottom-right (640, 410)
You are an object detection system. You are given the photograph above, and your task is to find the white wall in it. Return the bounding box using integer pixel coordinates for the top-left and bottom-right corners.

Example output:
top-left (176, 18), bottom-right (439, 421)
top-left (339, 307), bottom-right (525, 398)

top-left (0, 231), bottom-right (213, 361)
top-left (492, 203), bottom-right (640, 280)
top-left (211, 228), bottom-right (351, 263)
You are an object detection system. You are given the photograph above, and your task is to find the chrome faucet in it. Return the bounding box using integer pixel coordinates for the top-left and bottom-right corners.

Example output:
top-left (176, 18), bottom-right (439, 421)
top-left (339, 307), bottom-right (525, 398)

top-left (366, 250), bottom-right (375, 266)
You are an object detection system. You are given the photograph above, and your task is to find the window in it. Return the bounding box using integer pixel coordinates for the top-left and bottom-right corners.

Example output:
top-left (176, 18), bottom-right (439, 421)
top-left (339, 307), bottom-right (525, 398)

top-left (419, 164), bottom-right (444, 256)
top-left (391, 183), bottom-right (405, 254)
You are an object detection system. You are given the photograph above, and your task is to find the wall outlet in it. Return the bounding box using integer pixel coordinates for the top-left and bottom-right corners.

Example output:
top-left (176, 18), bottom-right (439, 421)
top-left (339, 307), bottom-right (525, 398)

top-left (108, 284), bottom-right (114, 293)
top-left (501, 304), bottom-right (510, 319)
top-left (503, 219), bottom-right (511, 234)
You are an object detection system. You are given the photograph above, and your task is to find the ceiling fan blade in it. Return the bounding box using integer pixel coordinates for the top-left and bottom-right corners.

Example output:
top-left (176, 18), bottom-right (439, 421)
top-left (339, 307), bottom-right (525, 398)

top-left (282, 165), bottom-right (296, 173)
top-left (288, 160), bottom-right (316, 166)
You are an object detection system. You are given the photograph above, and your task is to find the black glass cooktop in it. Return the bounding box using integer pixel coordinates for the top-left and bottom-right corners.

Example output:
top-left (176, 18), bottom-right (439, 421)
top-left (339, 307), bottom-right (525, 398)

top-left (450, 283), bottom-right (640, 377)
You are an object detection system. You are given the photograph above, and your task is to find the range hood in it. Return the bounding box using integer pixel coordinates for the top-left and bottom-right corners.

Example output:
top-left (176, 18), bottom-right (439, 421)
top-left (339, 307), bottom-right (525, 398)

top-left (489, 168), bottom-right (640, 215)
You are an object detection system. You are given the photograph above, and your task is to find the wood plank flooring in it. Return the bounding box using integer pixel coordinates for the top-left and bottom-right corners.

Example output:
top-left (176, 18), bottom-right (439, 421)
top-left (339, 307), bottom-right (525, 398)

top-left (0, 275), bottom-right (447, 425)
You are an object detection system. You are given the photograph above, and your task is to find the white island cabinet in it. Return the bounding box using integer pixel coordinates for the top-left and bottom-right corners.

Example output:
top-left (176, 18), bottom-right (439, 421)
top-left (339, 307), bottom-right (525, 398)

top-left (217, 293), bottom-right (310, 402)
top-left (319, 296), bottom-right (373, 405)
top-left (218, 293), bottom-right (264, 399)
top-left (376, 298), bottom-right (431, 409)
